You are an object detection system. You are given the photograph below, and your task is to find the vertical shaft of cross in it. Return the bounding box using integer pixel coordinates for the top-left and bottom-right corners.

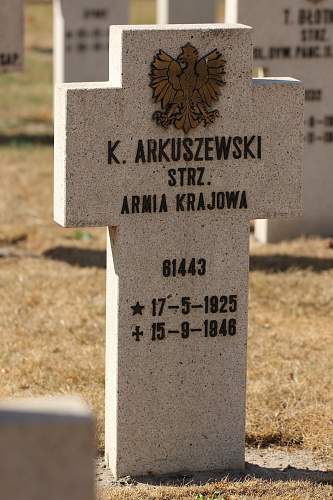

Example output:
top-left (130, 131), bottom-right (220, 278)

top-left (105, 218), bottom-right (250, 477)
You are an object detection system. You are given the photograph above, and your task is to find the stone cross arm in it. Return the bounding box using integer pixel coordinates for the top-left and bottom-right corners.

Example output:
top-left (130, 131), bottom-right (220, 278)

top-left (54, 25), bottom-right (304, 229)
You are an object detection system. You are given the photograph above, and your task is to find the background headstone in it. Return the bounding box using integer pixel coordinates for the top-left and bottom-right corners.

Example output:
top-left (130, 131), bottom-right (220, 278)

top-left (0, 396), bottom-right (95, 500)
top-left (53, 0), bottom-right (128, 83)
top-left (0, 0), bottom-right (24, 73)
top-left (226, 0), bottom-right (333, 242)
top-left (54, 24), bottom-right (303, 478)
top-left (157, 0), bottom-right (217, 24)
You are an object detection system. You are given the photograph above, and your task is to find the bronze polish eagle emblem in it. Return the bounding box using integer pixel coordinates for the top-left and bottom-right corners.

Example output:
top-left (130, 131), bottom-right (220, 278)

top-left (150, 43), bottom-right (226, 134)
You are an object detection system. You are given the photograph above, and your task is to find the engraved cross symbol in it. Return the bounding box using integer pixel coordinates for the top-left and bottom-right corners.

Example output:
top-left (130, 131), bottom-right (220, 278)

top-left (132, 326), bottom-right (143, 342)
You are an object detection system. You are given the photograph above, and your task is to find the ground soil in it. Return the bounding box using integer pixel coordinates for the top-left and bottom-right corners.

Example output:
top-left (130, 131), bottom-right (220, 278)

top-left (97, 448), bottom-right (333, 499)
top-left (96, 447), bottom-right (333, 486)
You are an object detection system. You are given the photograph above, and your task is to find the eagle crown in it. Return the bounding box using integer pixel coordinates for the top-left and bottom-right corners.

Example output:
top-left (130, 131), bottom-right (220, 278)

top-left (177, 43), bottom-right (199, 65)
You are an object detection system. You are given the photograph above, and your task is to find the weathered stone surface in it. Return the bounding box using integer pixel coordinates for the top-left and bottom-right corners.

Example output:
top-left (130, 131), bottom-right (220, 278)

top-left (226, 0), bottom-right (333, 242)
top-left (53, 0), bottom-right (128, 83)
top-left (157, 0), bottom-right (217, 24)
top-left (0, 0), bottom-right (24, 73)
top-left (54, 24), bottom-right (304, 478)
top-left (0, 396), bottom-right (95, 500)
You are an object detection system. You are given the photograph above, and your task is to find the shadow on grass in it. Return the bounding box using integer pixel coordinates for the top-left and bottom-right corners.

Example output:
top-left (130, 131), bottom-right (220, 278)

top-left (44, 246), bottom-right (106, 269)
top-left (43, 246), bottom-right (333, 274)
top-left (250, 254), bottom-right (333, 273)
top-left (242, 462), bottom-right (333, 484)
top-left (97, 450), bottom-right (333, 486)
top-left (0, 134), bottom-right (54, 147)
top-left (31, 46), bottom-right (53, 55)
top-left (128, 463), bottom-right (333, 487)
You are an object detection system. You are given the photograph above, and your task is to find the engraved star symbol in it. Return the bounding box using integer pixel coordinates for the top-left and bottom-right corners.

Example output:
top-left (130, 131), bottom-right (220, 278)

top-left (131, 302), bottom-right (145, 316)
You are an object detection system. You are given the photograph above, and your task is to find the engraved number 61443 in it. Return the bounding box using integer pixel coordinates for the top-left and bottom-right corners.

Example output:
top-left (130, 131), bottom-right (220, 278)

top-left (162, 258), bottom-right (206, 278)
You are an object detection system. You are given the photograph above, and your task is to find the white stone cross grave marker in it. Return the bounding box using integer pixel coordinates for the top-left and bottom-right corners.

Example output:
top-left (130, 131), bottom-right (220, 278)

top-left (54, 0), bottom-right (129, 83)
top-left (157, 0), bottom-right (217, 24)
top-left (0, 0), bottom-right (24, 73)
top-left (54, 24), bottom-right (304, 478)
top-left (226, 0), bottom-right (333, 242)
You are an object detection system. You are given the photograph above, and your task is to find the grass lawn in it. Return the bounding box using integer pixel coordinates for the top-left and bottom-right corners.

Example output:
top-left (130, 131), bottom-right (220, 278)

top-left (0, 3), bottom-right (332, 499)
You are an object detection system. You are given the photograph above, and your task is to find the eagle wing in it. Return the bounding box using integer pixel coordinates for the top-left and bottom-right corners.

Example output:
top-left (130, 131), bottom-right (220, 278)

top-left (150, 50), bottom-right (182, 110)
top-left (195, 49), bottom-right (226, 106)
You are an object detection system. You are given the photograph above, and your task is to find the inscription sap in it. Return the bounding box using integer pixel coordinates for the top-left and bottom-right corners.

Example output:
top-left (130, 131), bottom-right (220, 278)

top-left (0, 52), bottom-right (19, 67)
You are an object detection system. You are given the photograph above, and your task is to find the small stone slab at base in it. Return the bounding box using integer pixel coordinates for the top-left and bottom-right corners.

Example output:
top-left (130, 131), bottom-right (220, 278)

top-left (0, 396), bottom-right (95, 500)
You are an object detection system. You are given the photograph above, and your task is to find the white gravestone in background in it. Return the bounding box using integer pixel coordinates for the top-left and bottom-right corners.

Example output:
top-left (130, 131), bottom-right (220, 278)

top-left (0, 0), bottom-right (24, 73)
top-left (0, 397), bottom-right (94, 500)
top-left (157, 0), bottom-right (217, 24)
top-left (53, 0), bottom-right (128, 83)
top-left (54, 24), bottom-right (303, 478)
top-left (226, 0), bottom-right (333, 243)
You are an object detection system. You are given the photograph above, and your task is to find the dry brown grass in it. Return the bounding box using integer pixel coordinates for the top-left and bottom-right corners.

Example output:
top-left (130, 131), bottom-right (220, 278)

top-left (248, 239), bottom-right (333, 462)
top-left (0, 4), bottom-right (332, 499)
top-left (98, 480), bottom-right (332, 500)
